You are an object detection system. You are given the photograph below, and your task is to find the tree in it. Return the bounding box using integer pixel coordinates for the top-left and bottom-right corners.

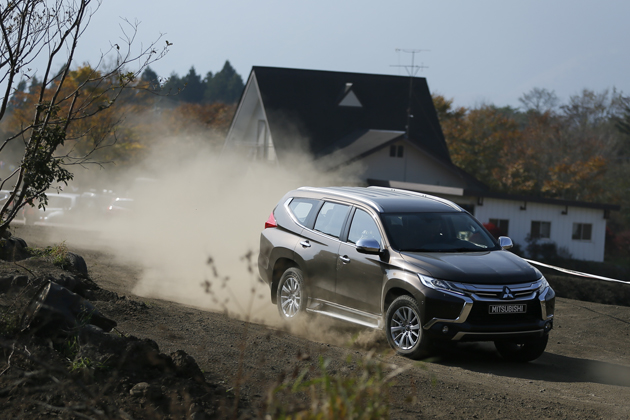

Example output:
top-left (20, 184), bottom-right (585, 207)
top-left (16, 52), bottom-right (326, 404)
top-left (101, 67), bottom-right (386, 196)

top-left (617, 104), bottom-right (630, 136)
top-left (205, 60), bottom-right (244, 104)
top-left (519, 87), bottom-right (559, 114)
top-left (177, 66), bottom-right (203, 103)
top-left (0, 0), bottom-right (168, 236)
top-left (434, 95), bottom-right (525, 191)
top-left (140, 66), bottom-right (161, 92)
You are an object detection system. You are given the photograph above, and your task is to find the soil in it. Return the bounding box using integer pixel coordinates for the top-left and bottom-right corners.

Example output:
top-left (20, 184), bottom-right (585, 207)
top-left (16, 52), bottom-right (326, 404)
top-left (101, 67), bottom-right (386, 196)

top-left (1, 224), bottom-right (630, 419)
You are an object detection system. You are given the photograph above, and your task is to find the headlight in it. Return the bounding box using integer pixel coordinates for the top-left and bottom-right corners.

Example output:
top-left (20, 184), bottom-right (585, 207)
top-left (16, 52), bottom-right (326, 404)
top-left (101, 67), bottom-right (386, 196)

top-left (539, 276), bottom-right (550, 290)
top-left (419, 274), bottom-right (458, 293)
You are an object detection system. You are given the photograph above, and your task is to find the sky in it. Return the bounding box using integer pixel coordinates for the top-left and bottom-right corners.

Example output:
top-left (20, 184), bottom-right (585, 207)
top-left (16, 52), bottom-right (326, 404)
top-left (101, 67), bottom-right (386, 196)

top-left (70, 0), bottom-right (630, 109)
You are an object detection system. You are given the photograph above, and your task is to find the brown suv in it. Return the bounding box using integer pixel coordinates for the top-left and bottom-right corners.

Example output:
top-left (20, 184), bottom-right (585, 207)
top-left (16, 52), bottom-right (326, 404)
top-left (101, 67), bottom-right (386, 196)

top-left (258, 187), bottom-right (555, 361)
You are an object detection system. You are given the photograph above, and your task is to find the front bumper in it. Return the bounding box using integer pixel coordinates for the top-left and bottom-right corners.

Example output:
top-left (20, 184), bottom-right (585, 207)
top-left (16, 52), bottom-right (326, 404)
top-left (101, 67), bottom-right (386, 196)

top-left (422, 280), bottom-right (555, 342)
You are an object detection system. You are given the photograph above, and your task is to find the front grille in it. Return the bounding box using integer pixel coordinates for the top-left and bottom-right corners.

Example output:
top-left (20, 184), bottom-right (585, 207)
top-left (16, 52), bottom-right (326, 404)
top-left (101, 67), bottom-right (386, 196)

top-left (449, 279), bottom-right (543, 302)
top-left (467, 299), bottom-right (542, 325)
top-left (473, 290), bottom-right (534, 299)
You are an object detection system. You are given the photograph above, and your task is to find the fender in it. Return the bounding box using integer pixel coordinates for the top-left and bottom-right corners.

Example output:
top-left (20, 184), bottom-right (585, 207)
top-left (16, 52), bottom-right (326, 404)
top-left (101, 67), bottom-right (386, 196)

top-left (382, 275), bottom-right (426, 314)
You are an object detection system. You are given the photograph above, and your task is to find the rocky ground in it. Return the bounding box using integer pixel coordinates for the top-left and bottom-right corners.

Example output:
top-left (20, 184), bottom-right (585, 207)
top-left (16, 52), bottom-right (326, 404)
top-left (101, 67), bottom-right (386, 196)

top-left (1, 224), bottom-right (629, 419)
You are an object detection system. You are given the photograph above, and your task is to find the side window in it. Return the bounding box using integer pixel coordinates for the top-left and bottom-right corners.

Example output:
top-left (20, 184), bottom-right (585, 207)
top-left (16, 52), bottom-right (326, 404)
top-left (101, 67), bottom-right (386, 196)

top-left (348, 209), bottom-right (382, 246)
top-left (314, 202), bottom-right (350, 238)
top-left (288, 198), bottom-right (318, 225)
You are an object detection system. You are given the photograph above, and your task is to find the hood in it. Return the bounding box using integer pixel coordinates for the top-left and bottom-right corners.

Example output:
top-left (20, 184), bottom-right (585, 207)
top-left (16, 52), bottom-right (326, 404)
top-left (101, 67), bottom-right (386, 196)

top-left (400, 250), bottom-right (541, 285)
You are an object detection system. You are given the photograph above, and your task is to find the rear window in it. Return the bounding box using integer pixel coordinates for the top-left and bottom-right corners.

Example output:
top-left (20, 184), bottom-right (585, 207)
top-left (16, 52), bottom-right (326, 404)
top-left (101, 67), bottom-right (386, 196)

top-left (288, 198), bottom-right (318, 225)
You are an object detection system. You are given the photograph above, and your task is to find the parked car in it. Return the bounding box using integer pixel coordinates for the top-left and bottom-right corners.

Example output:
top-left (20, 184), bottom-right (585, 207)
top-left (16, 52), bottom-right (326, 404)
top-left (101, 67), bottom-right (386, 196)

top-left (106, 197), bottom-right (134, 218)
top-left (258, 187), bottom-right (555, 362)
top-left (23, 193), bottom-right (81, 225)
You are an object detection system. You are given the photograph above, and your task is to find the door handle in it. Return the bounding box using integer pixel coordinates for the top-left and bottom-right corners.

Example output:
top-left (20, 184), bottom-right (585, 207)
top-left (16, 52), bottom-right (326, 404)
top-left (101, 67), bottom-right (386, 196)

top-left (300, 241), bottom-right (311, 248)
top-left (339, 255), bottom-right (350, 263)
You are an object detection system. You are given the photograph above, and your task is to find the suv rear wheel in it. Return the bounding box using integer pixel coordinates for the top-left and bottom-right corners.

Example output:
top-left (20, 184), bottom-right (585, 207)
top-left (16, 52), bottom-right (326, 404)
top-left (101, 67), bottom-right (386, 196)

top-left (494, 335), bottom-right (548, 362)
top-left (276, 267), bottom-right (307, 321)
top-left (385, 295), bottom-right (432, 359)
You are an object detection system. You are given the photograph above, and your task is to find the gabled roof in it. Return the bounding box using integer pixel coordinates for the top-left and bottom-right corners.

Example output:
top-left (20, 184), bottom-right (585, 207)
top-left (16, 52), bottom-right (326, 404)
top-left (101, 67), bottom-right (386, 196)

top-left (250, 66), bottom-right (452, 164)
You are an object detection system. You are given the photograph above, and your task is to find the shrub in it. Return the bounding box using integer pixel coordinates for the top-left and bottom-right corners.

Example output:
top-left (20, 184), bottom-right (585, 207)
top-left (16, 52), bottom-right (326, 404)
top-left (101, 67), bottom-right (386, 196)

top-left (266, 352), bottom-right (402, 419)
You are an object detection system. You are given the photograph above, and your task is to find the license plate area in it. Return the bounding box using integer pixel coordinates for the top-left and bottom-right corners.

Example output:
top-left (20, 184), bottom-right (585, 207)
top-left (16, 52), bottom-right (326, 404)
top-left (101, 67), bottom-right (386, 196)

top-left (489, 304), bottom-right (527, 314)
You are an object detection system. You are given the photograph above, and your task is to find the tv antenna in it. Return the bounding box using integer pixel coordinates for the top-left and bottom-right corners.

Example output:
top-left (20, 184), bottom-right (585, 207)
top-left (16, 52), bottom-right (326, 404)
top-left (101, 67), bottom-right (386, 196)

top-left (391, 48), bottom-right (430, 138)
top-left (391, 48), bottom-right (429, 76)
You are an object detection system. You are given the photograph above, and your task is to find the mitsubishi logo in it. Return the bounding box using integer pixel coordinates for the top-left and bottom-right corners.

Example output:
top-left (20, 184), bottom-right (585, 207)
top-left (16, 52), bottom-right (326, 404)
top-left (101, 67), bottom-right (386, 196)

top-left (502, 286), bottom-right (515, 300)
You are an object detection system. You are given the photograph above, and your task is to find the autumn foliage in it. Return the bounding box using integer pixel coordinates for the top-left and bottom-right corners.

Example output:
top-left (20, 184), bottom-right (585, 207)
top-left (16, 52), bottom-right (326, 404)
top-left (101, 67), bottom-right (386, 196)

top-left (435, 89), bottom-right (630, 254)
top-left (435, 91), bottom-right (627, 204)
top-left (3, 66), bottom-right (236, 168)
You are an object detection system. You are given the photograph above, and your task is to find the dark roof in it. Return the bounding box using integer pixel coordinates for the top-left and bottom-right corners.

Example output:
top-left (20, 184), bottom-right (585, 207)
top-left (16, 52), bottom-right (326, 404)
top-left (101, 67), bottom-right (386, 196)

top-left (366, 180), bottom-right (619, 211)
top-left (251, 66), bottom-right (451, 164)
top-left (466, 190), bottom-right (621, 212)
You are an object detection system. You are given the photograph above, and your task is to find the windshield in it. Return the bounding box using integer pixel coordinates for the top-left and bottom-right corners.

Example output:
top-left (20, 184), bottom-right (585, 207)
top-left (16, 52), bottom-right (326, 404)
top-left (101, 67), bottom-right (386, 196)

top-left (380, 212), bottom-right (500, 252)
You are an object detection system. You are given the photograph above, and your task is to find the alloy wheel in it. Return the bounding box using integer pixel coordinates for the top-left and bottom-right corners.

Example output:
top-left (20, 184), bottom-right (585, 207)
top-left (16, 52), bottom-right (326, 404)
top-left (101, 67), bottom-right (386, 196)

top-left (390, 306), bottom-right (421, 350)
top-left (280, 276), bottom-right (302, 317)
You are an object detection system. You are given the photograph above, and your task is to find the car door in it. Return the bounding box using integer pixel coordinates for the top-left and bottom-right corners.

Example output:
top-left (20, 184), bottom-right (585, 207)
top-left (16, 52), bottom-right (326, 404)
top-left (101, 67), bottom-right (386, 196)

top-left (297, 201), bottom-right (350, 303)
top-left (336, 208), bottom-right (387, 314)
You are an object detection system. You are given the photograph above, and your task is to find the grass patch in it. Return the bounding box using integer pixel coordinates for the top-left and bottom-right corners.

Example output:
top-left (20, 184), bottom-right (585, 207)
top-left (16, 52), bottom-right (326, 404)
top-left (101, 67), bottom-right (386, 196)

top-left (0, 310), bottom-right (21, 337)
top-left (28, 241), bottom-right (70, 269)
top-left (266, 352), bottom-right (403, 419)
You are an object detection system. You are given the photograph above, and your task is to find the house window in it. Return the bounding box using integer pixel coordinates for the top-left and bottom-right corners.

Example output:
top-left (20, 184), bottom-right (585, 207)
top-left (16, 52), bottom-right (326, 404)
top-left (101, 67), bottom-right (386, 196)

top-left (572, 223), bottom-right (592, 241)
top-left (488, 218), bottom-right (509, 237)
top-left (389, 145), bottom-right (404, 158)
top-left (531, 221), bottom-right (551, 239)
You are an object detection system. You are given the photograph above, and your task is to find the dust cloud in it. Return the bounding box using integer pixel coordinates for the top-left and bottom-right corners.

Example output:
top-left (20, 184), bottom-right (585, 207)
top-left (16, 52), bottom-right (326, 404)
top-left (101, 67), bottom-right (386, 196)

top-left (54, 132), bottom-right (385, 348)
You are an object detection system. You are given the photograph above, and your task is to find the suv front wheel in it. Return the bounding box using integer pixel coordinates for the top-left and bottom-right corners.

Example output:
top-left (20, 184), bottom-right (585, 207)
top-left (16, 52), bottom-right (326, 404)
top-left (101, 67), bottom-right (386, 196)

top-left (276, 267), bottom-right (307, 321)
top-left (385, 295), bottom-right (432, 359)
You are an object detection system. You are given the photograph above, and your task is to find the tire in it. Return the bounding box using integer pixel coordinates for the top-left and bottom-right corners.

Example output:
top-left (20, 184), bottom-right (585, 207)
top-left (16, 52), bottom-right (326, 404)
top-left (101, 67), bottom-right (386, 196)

top-left (385, 295), bottom-right (432, 359)
top-left (276, 267), bottom-right (307, 321)
top-left (494, 335), bottom-right (549, 362)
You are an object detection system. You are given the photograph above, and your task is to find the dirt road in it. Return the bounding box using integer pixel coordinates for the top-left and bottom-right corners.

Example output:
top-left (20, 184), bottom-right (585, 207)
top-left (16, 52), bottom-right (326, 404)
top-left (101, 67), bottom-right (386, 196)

top-left (13, 225), bottom-right (630, 419)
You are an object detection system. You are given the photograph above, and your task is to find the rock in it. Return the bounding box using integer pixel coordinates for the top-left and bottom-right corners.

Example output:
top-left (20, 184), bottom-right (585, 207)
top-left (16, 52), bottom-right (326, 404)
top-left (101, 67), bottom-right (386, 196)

top-left (171, 350), bottom-right (204, 382)
top-left (129, 382), bottom-right (161, 399)
top-left (20, 281), bottom-right (117, 334)
top-left (121, 339), bottom-right (173, 372)
top-left (66, 252), bottom-right (88, 276)
top-left (0, 275), bottom-right (30, 294)
top-left (0, 237), bottom-right (30, 261)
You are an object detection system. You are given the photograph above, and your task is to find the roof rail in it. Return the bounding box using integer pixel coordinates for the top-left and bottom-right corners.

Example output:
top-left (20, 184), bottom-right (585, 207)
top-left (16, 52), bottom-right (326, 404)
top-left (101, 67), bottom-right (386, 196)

top-left (297, 186), bottom-right (383, 211)
top-left (366, 186), bottom-right (463, 211)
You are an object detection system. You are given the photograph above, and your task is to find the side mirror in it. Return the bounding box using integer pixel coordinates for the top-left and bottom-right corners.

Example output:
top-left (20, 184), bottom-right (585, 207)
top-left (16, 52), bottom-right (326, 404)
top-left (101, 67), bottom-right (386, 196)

top-left (356, 238), bottom-right (381, 255)
top-left (499, 236), bottom-right (513, 250)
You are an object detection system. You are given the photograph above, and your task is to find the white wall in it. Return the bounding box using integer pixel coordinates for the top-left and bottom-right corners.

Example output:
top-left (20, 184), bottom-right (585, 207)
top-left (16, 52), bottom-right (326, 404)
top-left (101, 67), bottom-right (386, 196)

top-left (360, 140), bottom-right (466, 188)
top-left (223, 75), bottom-right (276, 161)
top-left (474, 197), bottom-right (607, 262)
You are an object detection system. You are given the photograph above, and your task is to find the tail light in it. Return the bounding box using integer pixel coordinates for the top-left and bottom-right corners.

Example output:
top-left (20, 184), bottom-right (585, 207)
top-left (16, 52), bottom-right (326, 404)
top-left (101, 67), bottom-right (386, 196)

top-left (265, 212), bottom-right (277, 229)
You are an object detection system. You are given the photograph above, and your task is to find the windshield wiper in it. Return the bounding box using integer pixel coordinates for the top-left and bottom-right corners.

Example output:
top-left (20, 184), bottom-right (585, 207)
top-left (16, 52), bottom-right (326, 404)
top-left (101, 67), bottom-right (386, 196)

top-left (448, 247), bottom-right (487, 252)
top-left (400, 247), bottom-right (489, 253)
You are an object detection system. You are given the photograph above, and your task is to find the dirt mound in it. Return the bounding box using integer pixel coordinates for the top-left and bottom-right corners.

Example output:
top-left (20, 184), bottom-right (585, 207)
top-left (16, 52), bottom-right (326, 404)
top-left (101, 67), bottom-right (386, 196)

top-left (0, 238), bottom-right (237, 419)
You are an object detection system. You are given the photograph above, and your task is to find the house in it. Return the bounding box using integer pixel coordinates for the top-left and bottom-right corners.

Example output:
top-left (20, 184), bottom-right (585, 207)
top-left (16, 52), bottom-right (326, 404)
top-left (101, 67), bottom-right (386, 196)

top-left (223, 66), bottom-right (619, 262)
